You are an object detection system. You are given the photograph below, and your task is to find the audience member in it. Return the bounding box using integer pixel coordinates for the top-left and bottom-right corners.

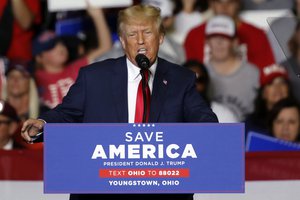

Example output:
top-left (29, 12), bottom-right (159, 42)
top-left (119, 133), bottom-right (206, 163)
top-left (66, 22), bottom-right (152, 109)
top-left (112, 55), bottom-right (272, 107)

top-left (5, 60), bottom-right (48, 121)
top-left (4, 60), bottom-right (47, 149)
top-left (183, 60), bottom-right (238, 122)
top-left (204, 15), bottom-right (259, 121)
top-left (0, 100), bottom-right (21, 150)
top-left (0, 0), bottom-right (41, 61)
top-left (184, 0), bottom-right (275, 69)
top-left (171, 0), bottom-right (208, 44)
top-left (33, 5), bottom-right (112, 108)
top-left (246, 64), bottom-right (292, 135)
top-left (268, 98), bottom-right (300, 142)
top-left (281, 21), bottom-right (300, 104)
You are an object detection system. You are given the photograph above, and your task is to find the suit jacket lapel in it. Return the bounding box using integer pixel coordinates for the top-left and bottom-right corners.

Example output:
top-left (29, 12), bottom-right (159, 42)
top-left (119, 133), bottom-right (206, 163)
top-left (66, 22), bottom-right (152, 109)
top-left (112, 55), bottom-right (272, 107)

top-left (111, 56), bottom-right (128, 122)
top-left (149, 58), bottom-right (168, 122)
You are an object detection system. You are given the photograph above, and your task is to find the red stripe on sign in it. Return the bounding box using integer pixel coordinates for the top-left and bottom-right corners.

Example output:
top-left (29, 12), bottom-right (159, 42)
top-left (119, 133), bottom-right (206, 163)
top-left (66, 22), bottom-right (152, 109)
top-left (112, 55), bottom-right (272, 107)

top-left (0, 149), bottom-right (43, 180)
top-left (99, 168), bottom-right (190, 178)
top-left (246, 152), bottom-right (300, 180)
top-left (2, 150), bottom-right (300, 181)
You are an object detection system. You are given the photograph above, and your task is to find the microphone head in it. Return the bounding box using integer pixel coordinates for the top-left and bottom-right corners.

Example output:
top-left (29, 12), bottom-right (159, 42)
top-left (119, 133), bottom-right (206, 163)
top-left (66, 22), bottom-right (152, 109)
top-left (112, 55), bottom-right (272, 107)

top-left (135, 54), bottom-right (150, 70)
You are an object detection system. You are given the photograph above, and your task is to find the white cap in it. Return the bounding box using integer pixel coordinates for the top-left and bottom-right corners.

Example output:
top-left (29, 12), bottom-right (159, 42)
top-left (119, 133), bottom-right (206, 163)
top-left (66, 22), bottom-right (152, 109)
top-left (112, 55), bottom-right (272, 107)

top-left (142, 0), bottom-right (174, 18)
top-left (205, 15), bottom-right (235, 38)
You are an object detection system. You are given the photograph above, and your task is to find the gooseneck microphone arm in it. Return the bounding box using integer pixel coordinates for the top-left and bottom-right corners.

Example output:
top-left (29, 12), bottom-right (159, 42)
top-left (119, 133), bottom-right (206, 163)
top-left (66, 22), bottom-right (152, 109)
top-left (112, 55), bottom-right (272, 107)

top-left (140, 70), bottom-right (148, 123)
top-left (135, 54), bottom-right (150, 123)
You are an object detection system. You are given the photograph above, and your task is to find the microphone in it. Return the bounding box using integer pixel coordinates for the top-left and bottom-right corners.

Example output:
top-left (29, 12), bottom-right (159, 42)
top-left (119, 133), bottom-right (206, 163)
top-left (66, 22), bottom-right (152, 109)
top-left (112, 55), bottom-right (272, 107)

top-left (135, 54), bottom-right (150, 70)
top-left (135, 54), bottom-right (150, 123)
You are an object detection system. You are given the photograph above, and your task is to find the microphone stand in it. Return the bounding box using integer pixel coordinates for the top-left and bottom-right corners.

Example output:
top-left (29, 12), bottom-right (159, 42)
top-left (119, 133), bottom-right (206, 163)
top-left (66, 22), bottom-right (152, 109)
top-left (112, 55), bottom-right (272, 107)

top-left (135, 54), bottom-right (151, 123)
top-left (140, 69), bottom-right (148, 123)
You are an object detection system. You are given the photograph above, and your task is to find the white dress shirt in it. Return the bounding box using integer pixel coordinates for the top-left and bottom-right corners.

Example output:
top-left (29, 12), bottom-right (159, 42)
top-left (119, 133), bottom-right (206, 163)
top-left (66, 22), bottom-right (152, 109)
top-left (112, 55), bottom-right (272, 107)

top-left (127, 58), bottom-right (157, 123)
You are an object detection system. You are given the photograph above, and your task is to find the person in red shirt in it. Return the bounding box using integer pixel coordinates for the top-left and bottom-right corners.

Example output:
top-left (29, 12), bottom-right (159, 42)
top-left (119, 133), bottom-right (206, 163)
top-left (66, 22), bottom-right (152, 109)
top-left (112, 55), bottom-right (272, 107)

top-left (0, 0), bottom-right (41, 61)
top-left (184, 0), bottom-right (275, 69)
top-left (33, 5), bottom-right (112, 108)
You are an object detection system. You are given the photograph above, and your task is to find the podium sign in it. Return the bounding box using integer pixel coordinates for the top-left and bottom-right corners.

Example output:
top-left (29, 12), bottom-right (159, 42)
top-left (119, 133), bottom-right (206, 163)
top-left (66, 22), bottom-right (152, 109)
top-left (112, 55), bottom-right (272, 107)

top-left (44, 123), bottom-right (244, 193)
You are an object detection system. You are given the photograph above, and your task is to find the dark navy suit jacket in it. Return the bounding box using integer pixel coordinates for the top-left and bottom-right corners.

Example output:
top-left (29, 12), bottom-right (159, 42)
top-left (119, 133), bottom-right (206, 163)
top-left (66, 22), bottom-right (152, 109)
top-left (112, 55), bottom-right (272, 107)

top-left (40, 56), bottom-right (218, 200)
top-left (41, 56), bottom-right (217, 124)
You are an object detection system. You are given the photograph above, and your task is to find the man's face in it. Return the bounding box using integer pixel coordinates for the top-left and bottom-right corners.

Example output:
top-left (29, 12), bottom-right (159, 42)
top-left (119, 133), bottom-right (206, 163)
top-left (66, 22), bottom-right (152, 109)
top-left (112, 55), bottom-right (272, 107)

top-left (119, 20), bottom-right (164, 67)
top-left (210, 0), bottom-right (240, 18)
top-left (37, 42), bottom-right (69, 68)
top-left (207, 35), bottom-right (235, 61)
top-left (7, 70), bottom-right (30, 98)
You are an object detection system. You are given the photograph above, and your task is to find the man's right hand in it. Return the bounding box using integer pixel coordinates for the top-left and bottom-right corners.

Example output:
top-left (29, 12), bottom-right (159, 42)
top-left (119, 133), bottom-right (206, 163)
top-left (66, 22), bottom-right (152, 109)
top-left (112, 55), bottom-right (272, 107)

top-left (21, 119), bottom-right (45, 143)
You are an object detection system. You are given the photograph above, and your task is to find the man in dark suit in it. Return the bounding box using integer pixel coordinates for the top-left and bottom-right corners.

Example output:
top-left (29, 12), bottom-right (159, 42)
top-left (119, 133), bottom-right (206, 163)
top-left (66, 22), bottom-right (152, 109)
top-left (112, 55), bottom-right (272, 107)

top-left (21, 4), bottom-right (218, 200)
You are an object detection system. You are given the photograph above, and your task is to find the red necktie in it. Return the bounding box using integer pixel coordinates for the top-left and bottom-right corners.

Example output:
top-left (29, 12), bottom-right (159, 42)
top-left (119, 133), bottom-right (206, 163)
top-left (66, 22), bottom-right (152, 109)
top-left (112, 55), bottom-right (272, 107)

top-left (135, 70), bottom-right (151, 123)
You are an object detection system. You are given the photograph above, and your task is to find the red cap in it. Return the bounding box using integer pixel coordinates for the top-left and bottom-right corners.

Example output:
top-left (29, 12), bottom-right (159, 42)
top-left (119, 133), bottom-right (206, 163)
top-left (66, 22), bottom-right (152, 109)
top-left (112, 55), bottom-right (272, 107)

top-left (260, 64), bottom-right (288, 86)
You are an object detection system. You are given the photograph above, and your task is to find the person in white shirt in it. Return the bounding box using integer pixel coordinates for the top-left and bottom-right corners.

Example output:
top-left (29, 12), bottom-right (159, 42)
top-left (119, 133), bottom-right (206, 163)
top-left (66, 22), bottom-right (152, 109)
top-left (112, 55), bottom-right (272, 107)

top-left (183, 60), bottom-right (238, 122)
top-left (172, 0), bottom-right (209, 45)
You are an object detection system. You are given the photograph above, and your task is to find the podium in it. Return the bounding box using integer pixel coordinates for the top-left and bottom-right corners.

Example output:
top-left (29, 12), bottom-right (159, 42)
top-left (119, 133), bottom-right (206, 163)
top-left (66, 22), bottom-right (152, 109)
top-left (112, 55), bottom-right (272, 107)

top-left (44, 123), bottom-right (245, 194)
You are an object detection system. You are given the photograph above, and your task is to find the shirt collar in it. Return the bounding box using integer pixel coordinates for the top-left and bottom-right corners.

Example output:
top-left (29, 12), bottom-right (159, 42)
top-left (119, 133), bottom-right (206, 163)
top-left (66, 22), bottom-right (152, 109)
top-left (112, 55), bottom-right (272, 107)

top-left (127, 57), bottom-right (158, 81)
top-left (3, 139), bottom-right (13, 150)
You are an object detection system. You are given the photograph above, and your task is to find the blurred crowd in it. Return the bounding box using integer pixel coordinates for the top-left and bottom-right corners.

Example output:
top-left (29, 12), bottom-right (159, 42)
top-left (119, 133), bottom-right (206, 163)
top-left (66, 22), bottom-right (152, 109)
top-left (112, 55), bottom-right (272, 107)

top-left (0, 0), bottom-right (299, 150)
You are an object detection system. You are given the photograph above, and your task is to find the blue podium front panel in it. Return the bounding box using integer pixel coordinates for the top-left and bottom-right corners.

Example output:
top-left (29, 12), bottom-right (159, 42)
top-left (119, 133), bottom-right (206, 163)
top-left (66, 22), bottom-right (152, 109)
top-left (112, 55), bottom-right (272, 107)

top-left (44, 123), bottom-right (244, 193)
